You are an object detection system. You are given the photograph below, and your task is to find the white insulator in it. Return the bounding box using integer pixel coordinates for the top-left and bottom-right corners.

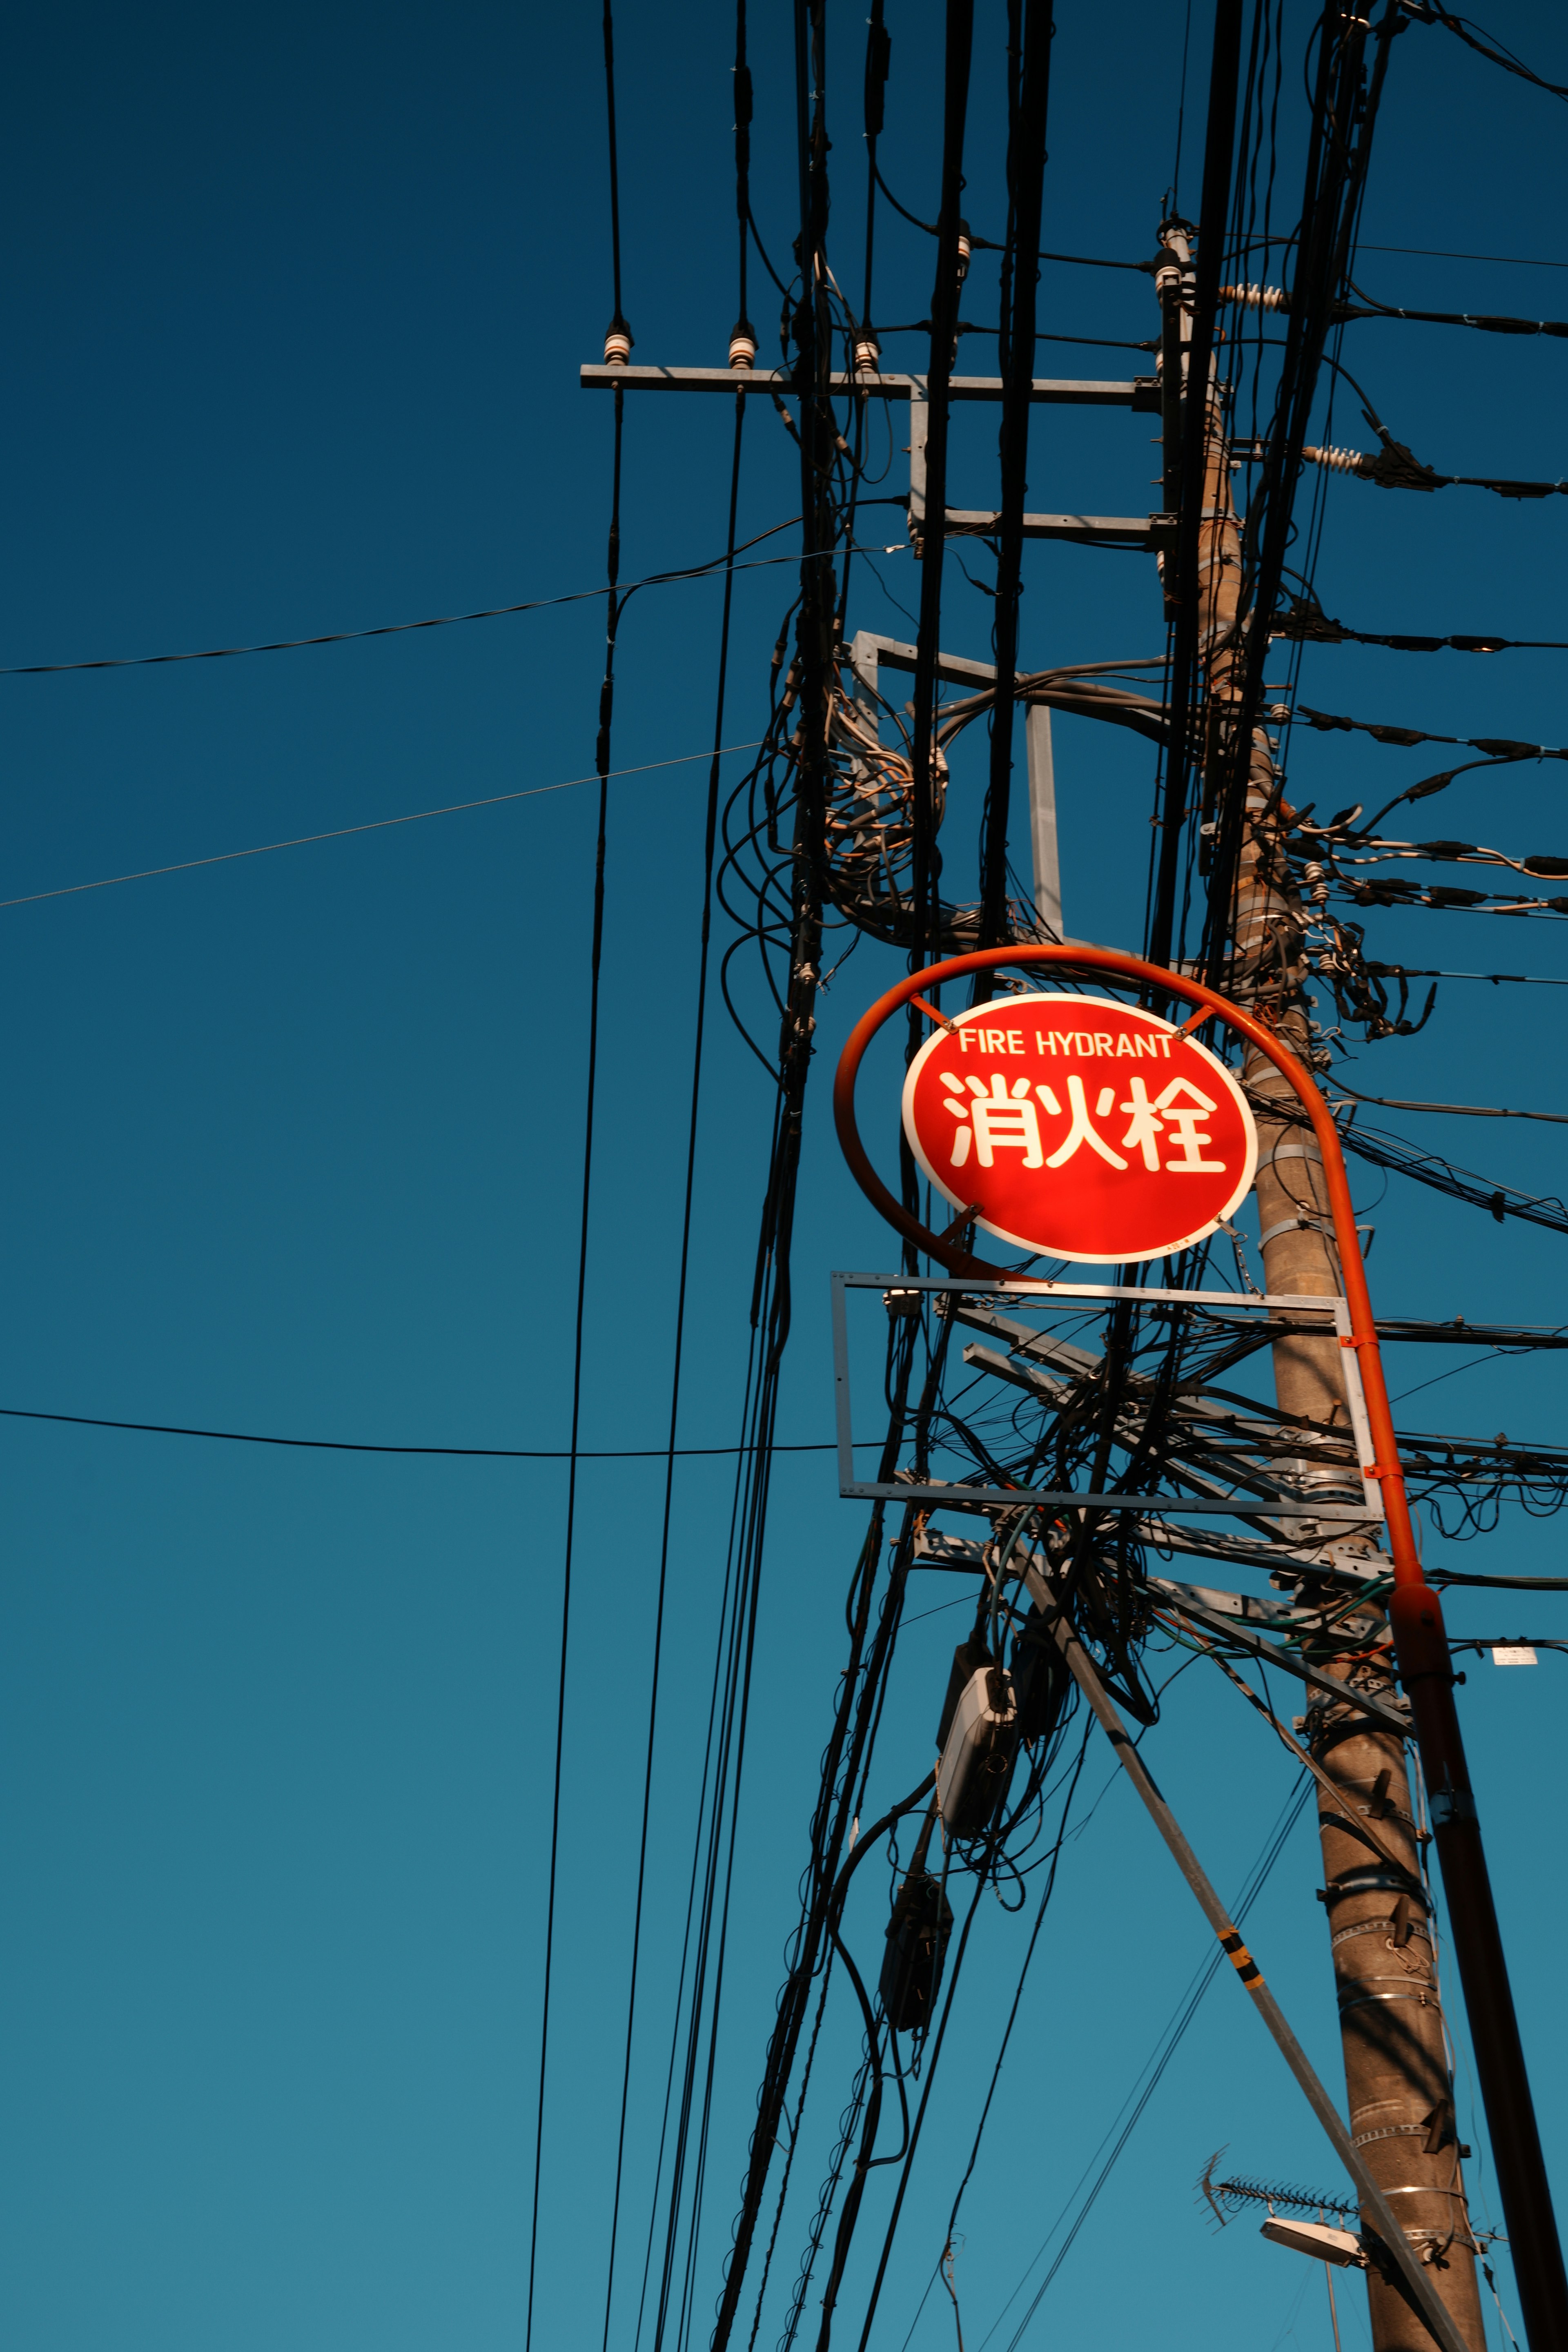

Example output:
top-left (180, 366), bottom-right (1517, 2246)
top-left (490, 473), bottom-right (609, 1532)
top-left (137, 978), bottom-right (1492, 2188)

top-left (956, 223), bottom-right (972, 283)
top-left (603, 321), bottom-right (633, 366)
top-left (853, 334), bottom-right (882, 377)
top-left (728, 322), bottom-right (757, 370)
top-left (1220, 282), bottom-right (1289, 312)
top-left (1303, 443), bottom-right (1366, 475)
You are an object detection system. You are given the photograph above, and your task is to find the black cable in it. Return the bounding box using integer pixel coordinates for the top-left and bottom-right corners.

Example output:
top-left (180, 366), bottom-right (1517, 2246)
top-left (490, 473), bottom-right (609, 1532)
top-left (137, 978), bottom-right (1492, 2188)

top-left (863, 0), bottom-right (888, 335)
top-left (935, 1721), bottom-right (1094, 2236)
top-left (1430, 1571), bottom-right (1568, 1591)
top-left (702, 15), bottom-right (848, 2336)
top-left (978, 0), bottom-right (1053, 971)
top-left (715, 1322), bottom-right (931, 2351)
top-left (1244, 234), bottom-right (1568, 270)
top-left (985, 1775), bottom-right (1314, 2352)
top-left (1170, 0), bottom-right (1196, 207)
top-left (866, 150), bottom-right (1147, 274)
top-left (601, 394), bottom-right (748, 2352)
top-left (0, 526), bottom-right (816, 677)
top-left (632, 1338), bottom-right (762, 2352)
top-left (526, 375), bottom-right (622, 2352)
top-left (908, 0), bottom-right (976, 969)
top-left (603, 0), bottom-right (629, 344)
top-left (1327, 1079), bottom-right (1568, 1126)
top-left (1245, 1087), bottom-right (1568, 1236)
top-left (0, 1403), bottom-right (879, 1456)
top-left (1405, 0), bottom-right (1568, 103)
top-left (1200, 2), bottom-right (1403, 987)
top-left (734, 0), bottom-right (751, 335)
top-left (1199, 8), bottom-right (1335, 961)
top-left (849, 1803), bottom-right (1003, 2352)
top-left (1146, 0), bottom-right (1244, 972)
top-left (1273, 590), bottom-right (1568, 655)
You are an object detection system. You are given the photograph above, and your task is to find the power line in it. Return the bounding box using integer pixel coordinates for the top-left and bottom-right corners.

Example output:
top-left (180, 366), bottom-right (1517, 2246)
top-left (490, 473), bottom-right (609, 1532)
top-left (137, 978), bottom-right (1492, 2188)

top-left (0, 1402), bottom-right (877, 1456)
top-left (986, 1776), bottom-right (1314, 2352)
top-left (527, 319), bottom-right (623, 2350)
top-left (0, 744), bottom-right (764, 912)
top-left (601, 390), bottom-right (749, 2352)
top-left (0, 531), bottom-right (818, 677)
top-left (1359, 243), bottom-right (1568, 267)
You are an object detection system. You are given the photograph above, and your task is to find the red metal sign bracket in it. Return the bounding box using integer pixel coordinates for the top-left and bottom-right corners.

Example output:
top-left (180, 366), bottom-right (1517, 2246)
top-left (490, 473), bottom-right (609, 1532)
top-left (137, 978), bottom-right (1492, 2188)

top-left (833, 942), bottom-right (1564, 2318)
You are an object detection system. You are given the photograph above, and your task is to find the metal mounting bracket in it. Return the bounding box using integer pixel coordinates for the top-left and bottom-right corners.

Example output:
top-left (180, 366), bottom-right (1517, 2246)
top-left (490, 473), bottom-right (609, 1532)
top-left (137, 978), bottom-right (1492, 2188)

top-left (846, 630), bottom-right (1060, 939)
top-left (832, 1274), bottom-right (1385, 1522)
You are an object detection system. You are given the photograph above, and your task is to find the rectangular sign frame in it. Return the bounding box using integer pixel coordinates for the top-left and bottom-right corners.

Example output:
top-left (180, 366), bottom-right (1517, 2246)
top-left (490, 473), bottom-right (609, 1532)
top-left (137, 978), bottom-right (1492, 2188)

top-left (830, 1272), bottom-right (1384, 1521)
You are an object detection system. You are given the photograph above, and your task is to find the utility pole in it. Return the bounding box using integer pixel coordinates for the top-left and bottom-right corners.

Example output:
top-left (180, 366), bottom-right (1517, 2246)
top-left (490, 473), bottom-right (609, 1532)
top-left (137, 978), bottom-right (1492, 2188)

top-left (1158, 213), bottom-right (1488, 2352)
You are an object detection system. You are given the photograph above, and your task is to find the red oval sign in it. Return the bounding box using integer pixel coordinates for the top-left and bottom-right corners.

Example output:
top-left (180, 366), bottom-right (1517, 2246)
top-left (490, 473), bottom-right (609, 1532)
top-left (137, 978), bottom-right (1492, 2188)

top-left (902, 992), bottom-right (1258, 1264)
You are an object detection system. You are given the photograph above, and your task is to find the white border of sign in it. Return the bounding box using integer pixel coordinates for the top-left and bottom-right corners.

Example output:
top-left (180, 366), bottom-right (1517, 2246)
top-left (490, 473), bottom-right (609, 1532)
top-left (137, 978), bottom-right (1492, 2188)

top-left (900, 992), bottom-right (1260, 1265)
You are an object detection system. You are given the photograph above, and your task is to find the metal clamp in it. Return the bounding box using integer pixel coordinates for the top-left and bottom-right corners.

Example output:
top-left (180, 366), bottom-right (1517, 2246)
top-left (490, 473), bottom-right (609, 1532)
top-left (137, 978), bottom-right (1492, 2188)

top-left (1258, 1212), bottom-right (1329, 1251)
top-left (1263, 1141), bottom-right (1325, 1167)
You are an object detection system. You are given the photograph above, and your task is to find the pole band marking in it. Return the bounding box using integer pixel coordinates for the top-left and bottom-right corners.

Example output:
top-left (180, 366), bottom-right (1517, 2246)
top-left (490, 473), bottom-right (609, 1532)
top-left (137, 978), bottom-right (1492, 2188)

top-left (1220, 1929), bottom-right (1263, 1984)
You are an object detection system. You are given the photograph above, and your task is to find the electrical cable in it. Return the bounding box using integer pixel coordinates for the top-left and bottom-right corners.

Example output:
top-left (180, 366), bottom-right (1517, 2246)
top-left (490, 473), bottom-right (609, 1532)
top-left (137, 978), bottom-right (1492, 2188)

top-left (866, 150), bottom-right (1147, 274)
top-left (1198, 1), bottom-right (1403, 987)
top-left (907, 0), bottom-right (976, 977)
top-left (1146, 0), bottom-right (1245, 973)
top-left (1170, 0), bottom-right (1196, 208)
top-left (633, 1342), bottom-right (762, 2352)
top-left (1353, 967), bottom-right (1568, 987)
top-left (1360, 241), bottom-right (1568, 269)
top-left (1327, 1080), bottom-right (1568, 1125)
top-left (1273, 593), bottom-right (1568, 653)
top-left (0, 526), bottom-right (817, 677)
top-left (698, 14), bottom-right (871, 2339)
top-left (1247, 1089), bottom-right (1568, 1234)
top-left (1430, 1572), bottom-right (1568, 1592)
top-left (0, 744), bottom-right (764, 912)
top-left (603, 0), bottom-right (629, 341)
top-left (1403, 1), bottom-right (1568, 102)
top-left (601, 393), bottom-right (748, 2352)
top-left (984, 1775), bottom-right (1315, 2351)
top-left (0, 1403), bottom-right (883, 1456)
top-left (976, 0), bottom-right (1053, 973)
top-left (525, 198), bottom-right (626, 2339)
top-left (931, 1718), bottom-right (1094, 2241)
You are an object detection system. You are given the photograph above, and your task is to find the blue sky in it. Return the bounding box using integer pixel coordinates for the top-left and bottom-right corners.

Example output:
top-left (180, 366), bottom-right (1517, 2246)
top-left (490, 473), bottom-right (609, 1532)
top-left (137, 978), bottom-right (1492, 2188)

top-left (1, 5), bottom-right (1565, 2350)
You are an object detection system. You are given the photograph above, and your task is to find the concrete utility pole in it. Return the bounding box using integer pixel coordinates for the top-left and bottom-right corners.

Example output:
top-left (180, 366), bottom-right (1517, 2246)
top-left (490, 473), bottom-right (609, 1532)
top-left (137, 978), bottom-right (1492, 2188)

top-left (1159, 217), bottom-right (1487, 2352)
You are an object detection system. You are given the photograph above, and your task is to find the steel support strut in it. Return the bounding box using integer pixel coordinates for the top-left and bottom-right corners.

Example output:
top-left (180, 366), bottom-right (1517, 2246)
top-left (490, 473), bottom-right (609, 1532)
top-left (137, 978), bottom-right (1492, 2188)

top-left (1023, 1561), bottom-right (1469, 2352)
top-left (833, 943), bottom-right (1567, 2351)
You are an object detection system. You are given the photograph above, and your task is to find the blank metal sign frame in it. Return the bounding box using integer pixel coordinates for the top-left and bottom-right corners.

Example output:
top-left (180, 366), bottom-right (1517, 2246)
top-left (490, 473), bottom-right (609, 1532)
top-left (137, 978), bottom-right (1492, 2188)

top-left (830, 1272), bottom-right (1385, 1519)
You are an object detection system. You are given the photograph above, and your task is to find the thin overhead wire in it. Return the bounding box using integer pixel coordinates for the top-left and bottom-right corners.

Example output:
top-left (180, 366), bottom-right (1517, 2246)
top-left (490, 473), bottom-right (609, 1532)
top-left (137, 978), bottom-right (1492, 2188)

top-left (0, 744), bottom-right (764, 911)
top-left (601, 392), bottom-right (749, 2352)
top-left (1361, 241), bottom-right (1568, 267)
top-left (0, 529), bottom-right (817, 677)
top-left (527, 352), bottom-right (623, 2352)
top-left (0, 1403), bottom-right (871, 1456)
top-left (604, 0), bottom-right (628, 332)
top-left (1403, 1), bottom-right (1568, 103)
top-left (987, 1777), bottom-right (1314, 2351)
